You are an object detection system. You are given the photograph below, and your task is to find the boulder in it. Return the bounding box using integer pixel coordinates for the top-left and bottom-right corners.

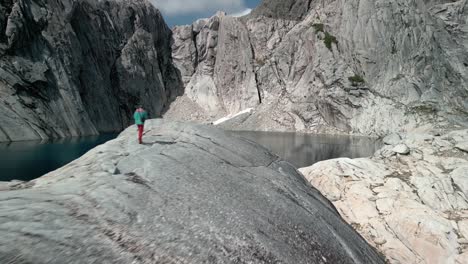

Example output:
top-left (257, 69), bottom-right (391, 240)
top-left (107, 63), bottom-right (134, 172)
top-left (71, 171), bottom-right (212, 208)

top-left (382, 134), bottom-right (401, 145)
top-left (392, 144), bottom-right (410, 155)
top-left (452, 167), bottom-right (468, 197)
top-left (444, 130), bottom-right (468, 144)
top-left (456, 142), bottom-right (468, 153)
top-left (0, 120), bottom-right (384, 264)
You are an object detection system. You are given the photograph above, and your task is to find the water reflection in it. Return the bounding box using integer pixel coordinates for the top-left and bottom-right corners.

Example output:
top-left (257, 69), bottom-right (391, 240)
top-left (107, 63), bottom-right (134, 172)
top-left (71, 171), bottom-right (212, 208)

top-left (0, 134), bottom-right (118, 182)
top-left (0, 131), bottom-right (380, 182)
top-left (229, 131), bottom-right (382, 168)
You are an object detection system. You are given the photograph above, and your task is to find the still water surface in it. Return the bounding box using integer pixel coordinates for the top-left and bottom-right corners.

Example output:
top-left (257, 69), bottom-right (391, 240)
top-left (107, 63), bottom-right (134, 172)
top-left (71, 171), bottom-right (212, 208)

top-left (0, 134), bottom-right (118, 182)
top-left (0, 131), bottom-right (381, 182)
top-left (229, 131), bottom-right (382, 168)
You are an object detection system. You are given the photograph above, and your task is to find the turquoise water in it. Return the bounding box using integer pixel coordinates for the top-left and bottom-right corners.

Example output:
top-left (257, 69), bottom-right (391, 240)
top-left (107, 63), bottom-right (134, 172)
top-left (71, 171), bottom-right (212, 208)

top-left (0, 134), bottom-right (118, 182)
top-left (0, 131), bottom-right (380, 182)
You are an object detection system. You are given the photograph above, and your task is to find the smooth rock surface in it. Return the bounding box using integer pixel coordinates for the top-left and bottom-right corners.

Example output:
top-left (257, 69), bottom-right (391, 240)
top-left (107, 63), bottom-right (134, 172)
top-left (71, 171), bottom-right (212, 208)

top-left (0, 0), bottom-right (182, 142)
top-left (300, 129), bottom-right (468, 263)
top-left (0, 120), bottom-right (384, 264)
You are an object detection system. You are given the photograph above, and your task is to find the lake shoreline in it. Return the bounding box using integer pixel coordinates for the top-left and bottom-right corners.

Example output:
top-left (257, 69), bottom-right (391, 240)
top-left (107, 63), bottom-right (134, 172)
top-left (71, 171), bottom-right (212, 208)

top-left (0, 120), bottom-right (385, 263)
top-left (0, 123), bottom-right (381, 182)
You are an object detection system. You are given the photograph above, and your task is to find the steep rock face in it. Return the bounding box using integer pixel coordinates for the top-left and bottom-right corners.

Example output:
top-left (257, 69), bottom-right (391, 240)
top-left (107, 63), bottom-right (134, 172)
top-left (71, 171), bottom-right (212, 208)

top-left (0, 120), bottom-right (384, 264)
top-left (300, 130), bottom-right (468, 263)
top-left (169, 0), bottom-right (468, 136)
top-left (171, 12), bottom-right (260, 119)
top-left (0, 0), bottom-right (182, 142)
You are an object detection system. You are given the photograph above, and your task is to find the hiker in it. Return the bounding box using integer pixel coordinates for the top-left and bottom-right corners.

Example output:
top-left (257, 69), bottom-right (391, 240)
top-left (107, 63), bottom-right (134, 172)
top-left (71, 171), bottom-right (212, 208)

top-left (133, 105), bottom-right (148, 144)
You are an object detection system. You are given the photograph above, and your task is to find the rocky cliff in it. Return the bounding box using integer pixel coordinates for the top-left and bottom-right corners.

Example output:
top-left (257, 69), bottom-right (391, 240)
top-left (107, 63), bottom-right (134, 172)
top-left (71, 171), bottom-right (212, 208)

top-left (0, 0), bottom-right (182, 142)
top-left (168, 0), bottom-right (468, 136)
top-left (0, 120), bottom-right (384, 263)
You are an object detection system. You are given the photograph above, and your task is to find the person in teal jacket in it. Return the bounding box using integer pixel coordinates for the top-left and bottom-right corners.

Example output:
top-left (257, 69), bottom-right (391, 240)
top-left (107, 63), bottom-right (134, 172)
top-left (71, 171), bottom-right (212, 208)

top-left (133, 106), bottom-right (148, 144)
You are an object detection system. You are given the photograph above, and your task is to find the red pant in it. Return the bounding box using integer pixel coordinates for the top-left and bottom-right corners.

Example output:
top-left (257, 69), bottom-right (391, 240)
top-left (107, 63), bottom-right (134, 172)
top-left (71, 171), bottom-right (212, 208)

top-left (138, 124), bottom-right (144, 143)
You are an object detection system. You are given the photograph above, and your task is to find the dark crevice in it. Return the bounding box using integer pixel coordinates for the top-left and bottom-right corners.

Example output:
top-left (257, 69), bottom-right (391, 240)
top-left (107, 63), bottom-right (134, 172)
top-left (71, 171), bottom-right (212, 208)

top-left (287, 1), bottom-right (296, 13)
top-left (141, 140), bottom-right (176, 146)
top-left (109, 51), bottom-right (126, 130)
top-left (192, 29), bottom-right (199, 70)
top-left (0, 124), bottom-right (12, 141)
top-left (248, 38), bottom-right (262, 104)
top-left (0, 0), bottom-right (14, 44)
top-left (451, 178), bottom-right (463, 194)
top-left (307, 0), bottom-right (313, 11)
top-left (124, 172), bottom-right (151, 189)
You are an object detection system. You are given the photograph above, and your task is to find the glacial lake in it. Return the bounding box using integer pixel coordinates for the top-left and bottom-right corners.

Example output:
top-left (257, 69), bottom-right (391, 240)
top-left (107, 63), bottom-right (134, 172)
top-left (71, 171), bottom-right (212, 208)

top-left (0, 131), bottom-right (381, 182)
top-left (229, 131), bottom-right (382, 168)
top-left (0, 134), bottom-right (118, 182)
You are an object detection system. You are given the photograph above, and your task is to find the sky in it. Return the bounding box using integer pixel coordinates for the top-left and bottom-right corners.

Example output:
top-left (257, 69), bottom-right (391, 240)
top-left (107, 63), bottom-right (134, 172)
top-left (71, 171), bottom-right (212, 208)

top-left (150, 0), bottom-right (261, 27)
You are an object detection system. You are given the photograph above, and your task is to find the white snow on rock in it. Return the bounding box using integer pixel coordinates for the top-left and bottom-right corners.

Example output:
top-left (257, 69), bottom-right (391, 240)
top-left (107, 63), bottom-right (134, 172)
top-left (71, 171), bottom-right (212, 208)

top-left (213, 108), bottom-right (254, 125)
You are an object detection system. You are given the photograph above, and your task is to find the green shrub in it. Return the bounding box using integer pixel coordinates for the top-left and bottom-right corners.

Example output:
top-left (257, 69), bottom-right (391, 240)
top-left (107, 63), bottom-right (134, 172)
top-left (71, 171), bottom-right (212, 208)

top-left (324, 32), bottom-right (338, 50)
top-left (411, 104), bottom-right (438, 114)
top-left (348, 75), bottom-right (365, 86)
top-left (312, 23), bottom-right (324, 33)
top-left (312, 23), bottom-right (338, 51)
top-left (255, 57), bottom-right (266, 66)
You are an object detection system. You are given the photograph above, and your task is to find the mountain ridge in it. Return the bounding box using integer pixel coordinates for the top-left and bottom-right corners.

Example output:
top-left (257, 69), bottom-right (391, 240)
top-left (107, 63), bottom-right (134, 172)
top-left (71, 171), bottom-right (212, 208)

top-left (167, 0), bottom-right (468, 136)
top-left (0, 0), bottom-right (467, 141)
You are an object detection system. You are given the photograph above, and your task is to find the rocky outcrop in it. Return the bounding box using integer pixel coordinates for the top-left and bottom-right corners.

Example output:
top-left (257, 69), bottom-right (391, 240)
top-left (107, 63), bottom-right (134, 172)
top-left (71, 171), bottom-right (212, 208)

top-left (169, 12), bottom-right (260, 121)
top-left (0, 120), bottom-right (384, 263)
top-left (300, 129), bottom-right (468, 263)
top-left (168, 0), bottom-right (468, 136)
top-left (0, 0), bottom-right (182, 142)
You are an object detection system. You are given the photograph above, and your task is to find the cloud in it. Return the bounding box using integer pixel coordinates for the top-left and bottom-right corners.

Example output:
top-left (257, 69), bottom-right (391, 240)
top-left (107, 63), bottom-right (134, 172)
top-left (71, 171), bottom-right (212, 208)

top-left (230, 8), bottom-right (252, 17)
top-left (151, 0), bottom-right (247, 15)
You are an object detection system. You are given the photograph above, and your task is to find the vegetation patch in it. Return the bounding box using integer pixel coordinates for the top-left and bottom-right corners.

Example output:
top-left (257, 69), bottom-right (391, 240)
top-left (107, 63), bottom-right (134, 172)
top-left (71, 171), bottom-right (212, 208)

top-left (410, 103), bottom-right (438, 114)
top-left (324, 32), bottom-right (338, 51)
top-left (312, 23), bottom-right (324, 33)
top-left (391, 39), bottom-right (397, 54)
top-left (312, 23), bottom-right (338, 51)
top-left (255, 57), bottom-right (266, 66)
top-left (348, 75), bottom-right (365, 86)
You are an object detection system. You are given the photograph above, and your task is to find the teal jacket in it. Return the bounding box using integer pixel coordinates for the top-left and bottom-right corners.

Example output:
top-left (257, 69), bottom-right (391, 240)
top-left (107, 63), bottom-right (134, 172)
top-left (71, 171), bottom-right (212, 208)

top-left (133, 109), bottom-right (148, 125)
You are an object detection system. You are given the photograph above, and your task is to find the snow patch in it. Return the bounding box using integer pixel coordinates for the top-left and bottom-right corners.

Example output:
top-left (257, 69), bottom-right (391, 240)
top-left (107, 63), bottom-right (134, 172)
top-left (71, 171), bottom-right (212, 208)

top-left (213, 108), bottom-right (254, 125)
top-left (230, 8), bottom-right (252, 17)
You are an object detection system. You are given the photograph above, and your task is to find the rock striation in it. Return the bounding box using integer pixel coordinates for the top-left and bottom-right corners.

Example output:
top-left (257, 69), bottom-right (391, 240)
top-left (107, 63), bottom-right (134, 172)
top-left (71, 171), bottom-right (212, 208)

top-left (168, 0), bottom-right (468, 136)
top-left (0, 120), bottom-right (384, 263)
top-left (300, 129), bottom-right (468, 263)
top-left (0, 0), bottom-right (182, 142)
